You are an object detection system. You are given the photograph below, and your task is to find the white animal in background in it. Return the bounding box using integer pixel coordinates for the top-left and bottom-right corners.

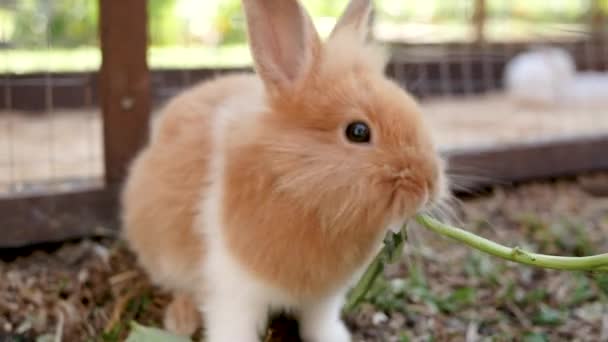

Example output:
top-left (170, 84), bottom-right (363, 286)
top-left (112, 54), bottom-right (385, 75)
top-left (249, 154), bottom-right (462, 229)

top-left (504, 47), bottom-right (576, 107)
top-left (504, 47), bottom-right (608, 108)
top-left (567, 71), bottom-right (608, 108)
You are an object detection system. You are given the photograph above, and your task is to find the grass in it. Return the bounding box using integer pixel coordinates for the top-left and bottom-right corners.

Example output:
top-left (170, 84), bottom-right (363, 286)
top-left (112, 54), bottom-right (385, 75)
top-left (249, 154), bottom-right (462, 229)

top-left (0, 19), bottom-right (589, 74)
top-left (0, 44), bottom-right (252, 74)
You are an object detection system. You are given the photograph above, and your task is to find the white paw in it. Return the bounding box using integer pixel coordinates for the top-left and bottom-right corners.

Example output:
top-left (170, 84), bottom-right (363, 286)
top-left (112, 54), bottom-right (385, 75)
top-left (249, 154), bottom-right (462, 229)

top-left (300, 320), bottom-right (352, 342)
top-left (163, 295), bottom-right (200, 337)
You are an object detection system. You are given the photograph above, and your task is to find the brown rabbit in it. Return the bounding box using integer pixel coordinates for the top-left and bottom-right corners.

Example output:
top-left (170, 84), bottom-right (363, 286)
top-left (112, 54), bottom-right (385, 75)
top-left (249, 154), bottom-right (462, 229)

top-left (121, 0), bottom-right (447, 341)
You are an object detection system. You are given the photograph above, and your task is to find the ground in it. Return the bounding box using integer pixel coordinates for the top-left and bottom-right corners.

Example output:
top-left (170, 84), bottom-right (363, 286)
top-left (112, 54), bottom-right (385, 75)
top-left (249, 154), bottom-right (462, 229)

top-left (1, 174), bottom-right (607, 341)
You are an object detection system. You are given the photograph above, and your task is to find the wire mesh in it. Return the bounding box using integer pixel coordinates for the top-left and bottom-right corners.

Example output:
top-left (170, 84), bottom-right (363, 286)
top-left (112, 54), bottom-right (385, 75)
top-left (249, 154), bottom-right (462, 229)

top-left (0, 1), bottom-right (104, 196)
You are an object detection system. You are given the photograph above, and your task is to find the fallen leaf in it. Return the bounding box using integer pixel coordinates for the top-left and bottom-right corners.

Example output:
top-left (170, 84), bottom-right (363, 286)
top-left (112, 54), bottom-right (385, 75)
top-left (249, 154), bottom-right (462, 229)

top-left (125, 322), bottom-right (192, 342)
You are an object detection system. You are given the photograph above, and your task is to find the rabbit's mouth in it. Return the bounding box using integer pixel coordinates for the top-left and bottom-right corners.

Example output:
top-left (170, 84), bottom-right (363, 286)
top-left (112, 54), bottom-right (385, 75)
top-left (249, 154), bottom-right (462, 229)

top-left (382, 156), bottom-right (448, 225)
top-left (384, 176), bottom-right (430, 223)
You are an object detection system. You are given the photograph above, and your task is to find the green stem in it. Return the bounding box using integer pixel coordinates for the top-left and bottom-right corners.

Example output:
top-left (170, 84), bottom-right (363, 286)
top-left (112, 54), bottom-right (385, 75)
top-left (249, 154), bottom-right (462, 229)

top-left (415, 215), bottom-right (608, 272)
top-left (344, 226), bottom-right (408, 313)
top-left (346, 215), bottom-right (608, 313)
top-left (343, 247), bottom-right (385, 313)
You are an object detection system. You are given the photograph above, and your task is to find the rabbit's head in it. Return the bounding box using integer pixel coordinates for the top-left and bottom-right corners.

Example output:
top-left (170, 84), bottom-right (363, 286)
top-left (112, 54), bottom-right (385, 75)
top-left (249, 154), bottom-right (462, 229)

top-left (229, 0), bottom-right (446, 233)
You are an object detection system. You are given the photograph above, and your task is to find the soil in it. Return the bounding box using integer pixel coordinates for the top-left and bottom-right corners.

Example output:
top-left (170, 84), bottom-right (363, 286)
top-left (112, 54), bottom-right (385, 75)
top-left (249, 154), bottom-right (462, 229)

top-left (1, 174), bottom-right (607, 341)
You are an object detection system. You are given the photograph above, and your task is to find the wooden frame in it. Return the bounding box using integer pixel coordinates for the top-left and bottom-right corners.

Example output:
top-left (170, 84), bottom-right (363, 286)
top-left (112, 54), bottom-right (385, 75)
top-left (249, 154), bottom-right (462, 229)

top-left (99, 0), bottom-right (151, 183)
top-left (0, 0), bottom-right (150, 248)
top-left (0, 187), bottom-right (118, 247)
top-left (591, 0), bottom-right (607, 37)
top-left (472, 0), bottom-right (486, 44)
top-left (446, 134), bottom-right (608, 191)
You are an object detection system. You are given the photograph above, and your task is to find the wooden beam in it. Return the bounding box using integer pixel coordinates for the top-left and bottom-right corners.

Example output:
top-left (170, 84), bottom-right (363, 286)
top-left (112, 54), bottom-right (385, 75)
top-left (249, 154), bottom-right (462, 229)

top-left (472, 0), bottom-right (486, 44)
top-left (445, 134), bottom-right (608, 191)
top-left (590, 0), bottom-right (606, 37)
top-left (0, 186), bottom-right (119, 248)
top-left (99, 0), bottom-right (150, 183)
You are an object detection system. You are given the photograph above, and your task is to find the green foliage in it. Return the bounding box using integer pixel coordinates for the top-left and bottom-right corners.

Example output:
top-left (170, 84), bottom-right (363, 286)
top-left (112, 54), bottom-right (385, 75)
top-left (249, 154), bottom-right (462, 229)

top-left (568, 274), bottom-right (595, 306)
top-left (212, 0), bottom-right (245, 44)
top-left (532, 305), bottom-right (566, 326)
top-left (487, 0), bottom-right (588, 22)
top-left (208, 0), bottom-right (349, 45)
top-left (464, 250), bottom-right (500, 284)
top-left (0, 8), bottom-right (15, 43)
top-left (305, 0), bottom-right (348, 17)
top-left (101, 323), bottom-right (125, 342)
top-left (1, 0), bottom-right (600, 49)
top-left (11, 0), bottom-right (98, 48)
top-left (523, 332), bottom-right (550, 342)
top-left (361, 265), bottom-right (477, 315)
top-left (6, 0), bottom-right (184, 48)
top-left (125, 322), bottom-right (191, 342)
top-left (593, 272), bottom-right (608, 297)
top-left (148, 0), bottom-right (182, 46)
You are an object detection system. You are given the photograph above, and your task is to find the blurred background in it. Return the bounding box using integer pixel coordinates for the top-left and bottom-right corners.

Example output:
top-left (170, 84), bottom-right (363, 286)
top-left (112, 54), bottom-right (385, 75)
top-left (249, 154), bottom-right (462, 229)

top-left (0, 0), bottom-right (603, 67)
top-left (0, 1), bottom-right (607, 341)
top-left (1, 0), bottom-right (607, 195)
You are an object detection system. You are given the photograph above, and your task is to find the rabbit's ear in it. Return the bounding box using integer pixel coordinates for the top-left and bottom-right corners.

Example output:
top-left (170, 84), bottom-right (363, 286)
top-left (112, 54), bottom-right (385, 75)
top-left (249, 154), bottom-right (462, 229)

top-left (330, 0), bottom-right (373, 41)
top-left (241, 0), bottom-right (321, 93)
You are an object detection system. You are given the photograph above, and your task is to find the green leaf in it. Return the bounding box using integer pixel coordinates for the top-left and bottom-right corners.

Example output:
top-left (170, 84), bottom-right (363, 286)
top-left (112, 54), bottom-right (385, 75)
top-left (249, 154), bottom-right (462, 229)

top-left (125, 322), bottom-right (192, 342)
top-left (595, 272), bottom-right (608, 296)
top-left (520, 288), bottom-right (548, 305)
top-left (399, 333), bottom-right (411, 342)
top-left (523, 332), bottom-right (549, 342)
top-left (436, 287), bottom-right (476, 313)
top-left (532, 305), bottom-right (565, 326)
top-left (568, 275), bottom-right (595, 306)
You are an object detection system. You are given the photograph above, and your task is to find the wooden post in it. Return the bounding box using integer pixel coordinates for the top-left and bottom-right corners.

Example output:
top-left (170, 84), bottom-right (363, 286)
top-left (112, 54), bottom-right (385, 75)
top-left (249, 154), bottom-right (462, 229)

top-left (590, 0), bottom-right (606, 38)
top-left (99, 0), bottom-right (150, 184)
top-left (472, 0), bottom-right (486, 44)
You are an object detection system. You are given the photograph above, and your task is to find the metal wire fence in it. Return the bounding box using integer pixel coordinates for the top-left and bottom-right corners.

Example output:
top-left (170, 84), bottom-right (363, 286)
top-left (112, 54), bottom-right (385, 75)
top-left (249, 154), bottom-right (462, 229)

top-left (0, 1), bottom-right (103, 196)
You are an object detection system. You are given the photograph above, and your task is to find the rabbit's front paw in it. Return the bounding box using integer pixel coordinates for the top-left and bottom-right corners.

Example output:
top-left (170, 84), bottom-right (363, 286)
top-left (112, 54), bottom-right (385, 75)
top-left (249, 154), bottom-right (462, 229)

top-left (300, 320), bottom-right (351, 342)
top-left (299, 295), bottom-right (352, 342)
top-left (163, 293), bottom-right (200, 337)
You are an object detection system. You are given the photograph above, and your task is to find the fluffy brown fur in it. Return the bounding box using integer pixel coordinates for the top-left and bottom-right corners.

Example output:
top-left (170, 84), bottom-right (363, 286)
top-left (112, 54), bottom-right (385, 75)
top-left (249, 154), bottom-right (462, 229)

top-left (121, 0), bottom-right (445, 338)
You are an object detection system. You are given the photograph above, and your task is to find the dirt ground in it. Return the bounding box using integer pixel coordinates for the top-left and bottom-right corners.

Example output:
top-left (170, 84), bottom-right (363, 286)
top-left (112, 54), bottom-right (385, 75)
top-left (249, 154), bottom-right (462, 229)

top-left (1, 91), bottom-right (608, 194)
top-left (1, 174), bottom-right (607, 341)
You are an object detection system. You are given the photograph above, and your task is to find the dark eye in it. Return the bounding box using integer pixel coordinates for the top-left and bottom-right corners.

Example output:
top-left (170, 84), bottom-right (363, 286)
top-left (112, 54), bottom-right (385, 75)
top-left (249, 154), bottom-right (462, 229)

top-left (345, 121), bottom-right (371, 143)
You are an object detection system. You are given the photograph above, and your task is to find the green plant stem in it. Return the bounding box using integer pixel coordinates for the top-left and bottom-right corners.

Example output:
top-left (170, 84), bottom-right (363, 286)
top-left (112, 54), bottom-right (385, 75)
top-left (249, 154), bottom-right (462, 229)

top-left (415, 215), bottom-right (608, 272)
top-left (344, 247), bottom-right (385, 313)
top-left (344, 226), bottom-right (407, 312)
top-left (346, 214), bottom-right (608, 313)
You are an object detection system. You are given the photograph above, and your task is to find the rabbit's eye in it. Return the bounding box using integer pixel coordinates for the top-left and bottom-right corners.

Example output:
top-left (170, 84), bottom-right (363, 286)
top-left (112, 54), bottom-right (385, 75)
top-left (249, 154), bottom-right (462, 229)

top-left (345, 121), bottom-right (371, 143)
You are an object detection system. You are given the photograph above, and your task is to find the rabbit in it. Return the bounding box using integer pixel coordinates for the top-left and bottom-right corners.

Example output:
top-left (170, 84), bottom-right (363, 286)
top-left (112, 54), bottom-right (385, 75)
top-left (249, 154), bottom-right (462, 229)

top-left (504, 46), bottom-right (576, 108)
top-left (567, 71), bottom-right (608, 108)
top-left (120, 0), bottom-right (447, 341)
